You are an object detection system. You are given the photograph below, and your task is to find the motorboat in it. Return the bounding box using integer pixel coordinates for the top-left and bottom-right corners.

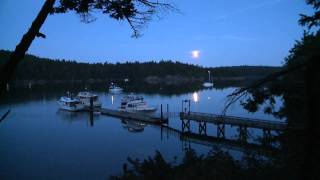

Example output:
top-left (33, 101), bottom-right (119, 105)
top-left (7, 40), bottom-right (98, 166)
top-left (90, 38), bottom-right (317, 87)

top-left (203, 70), bottom-right (214, 87)
top-left (119, 95), bottom-right (157, 113)
top-left (57, 96), bottom-right (85, 112)
top-left (77, 91), bottom-right (102, 108)
top-left (121, 119), bottom-right (146, 133)
top-left (109, 82), bottom-right (123, 93)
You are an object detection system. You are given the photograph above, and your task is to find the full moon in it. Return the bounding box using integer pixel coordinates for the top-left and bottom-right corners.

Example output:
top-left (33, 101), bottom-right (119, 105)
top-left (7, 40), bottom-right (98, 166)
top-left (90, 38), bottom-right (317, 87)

top-left (191, 50), bottom-right (200, 58)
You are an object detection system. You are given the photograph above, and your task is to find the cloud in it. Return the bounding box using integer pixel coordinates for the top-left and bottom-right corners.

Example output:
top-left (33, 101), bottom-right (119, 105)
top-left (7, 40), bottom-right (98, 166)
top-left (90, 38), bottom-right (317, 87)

top-left (193, 34), bottom-right (256, 42)
top-left (212, 0), bottom-right (285, 22)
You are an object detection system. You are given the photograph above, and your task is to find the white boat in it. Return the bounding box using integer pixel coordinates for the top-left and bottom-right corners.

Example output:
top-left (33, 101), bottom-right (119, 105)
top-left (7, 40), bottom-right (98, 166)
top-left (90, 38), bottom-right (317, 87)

top-left (109, 83), bottom-right (123, 93)
top-left (203, 70), bottom-right (214, 87)
top-left (119, 95), bottom-right (157, 113)
top-left (77, 92), bottom-right (102, 107)
top-left (57, 96), bottom-right (85, 112)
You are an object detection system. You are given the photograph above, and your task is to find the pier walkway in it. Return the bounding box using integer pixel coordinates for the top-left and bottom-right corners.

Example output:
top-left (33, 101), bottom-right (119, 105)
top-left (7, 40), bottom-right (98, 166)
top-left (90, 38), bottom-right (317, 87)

top-left (180, 112), bottom-right (286, 131)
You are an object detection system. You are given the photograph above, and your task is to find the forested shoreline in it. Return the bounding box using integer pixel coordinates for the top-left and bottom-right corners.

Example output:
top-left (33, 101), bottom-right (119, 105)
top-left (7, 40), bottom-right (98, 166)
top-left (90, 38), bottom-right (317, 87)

top-left (0, 50), bottom-right (281, 86)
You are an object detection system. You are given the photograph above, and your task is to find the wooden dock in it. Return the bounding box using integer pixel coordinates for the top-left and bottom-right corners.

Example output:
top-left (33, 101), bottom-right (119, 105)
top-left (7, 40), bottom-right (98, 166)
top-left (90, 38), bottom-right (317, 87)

top-left (100, 108), bottom-right (168, 124)
top-left (180, 112), bottom-right (286, 131)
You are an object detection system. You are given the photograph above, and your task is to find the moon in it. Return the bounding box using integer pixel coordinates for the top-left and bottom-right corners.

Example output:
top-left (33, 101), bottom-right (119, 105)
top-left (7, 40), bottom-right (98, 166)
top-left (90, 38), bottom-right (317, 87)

top-left (191, 50), bottom-right (200, 58)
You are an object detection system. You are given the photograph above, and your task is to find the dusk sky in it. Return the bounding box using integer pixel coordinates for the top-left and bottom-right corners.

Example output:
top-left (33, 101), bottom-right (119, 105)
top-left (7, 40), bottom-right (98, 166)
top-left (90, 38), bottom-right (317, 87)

top-left (0, 0), bottom-right (313, 67)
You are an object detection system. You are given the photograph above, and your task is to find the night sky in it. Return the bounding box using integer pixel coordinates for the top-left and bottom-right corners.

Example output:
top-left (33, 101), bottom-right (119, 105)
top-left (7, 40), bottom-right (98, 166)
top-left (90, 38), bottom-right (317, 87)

top-left (0, 0), bottom-right (313, 67)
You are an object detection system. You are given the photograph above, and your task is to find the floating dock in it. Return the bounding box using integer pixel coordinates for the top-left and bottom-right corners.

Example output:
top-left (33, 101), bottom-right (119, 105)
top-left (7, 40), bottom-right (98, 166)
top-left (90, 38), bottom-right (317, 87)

top-left (180, 112), bottom-right (287, 131)
top-left (100, 108), bottom-right (168, 124)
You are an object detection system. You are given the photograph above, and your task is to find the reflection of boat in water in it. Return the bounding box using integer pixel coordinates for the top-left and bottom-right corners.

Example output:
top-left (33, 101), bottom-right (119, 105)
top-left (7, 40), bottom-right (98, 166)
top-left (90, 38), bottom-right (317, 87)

top-left (203, 82), bottom-right (213, 87)
top-left (119, 95), bottom-right (157, 113)
top-left (121, 119), bottom-right (147, 133)
top-left (57, 95), bottom-right (85, 112)
top-left (109, 83), bottom-right (123, 93)
top-left (57, 110), bottom-right (99, 127)
top-left (57, 109), bottom-right (84, 119)
top-left (77, 92), bottom-right (102, 107)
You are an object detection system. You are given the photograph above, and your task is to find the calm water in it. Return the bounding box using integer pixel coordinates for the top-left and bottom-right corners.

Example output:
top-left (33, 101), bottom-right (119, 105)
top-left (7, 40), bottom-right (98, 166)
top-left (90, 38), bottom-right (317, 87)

top-left (0, 86), bottom-right (282, 179)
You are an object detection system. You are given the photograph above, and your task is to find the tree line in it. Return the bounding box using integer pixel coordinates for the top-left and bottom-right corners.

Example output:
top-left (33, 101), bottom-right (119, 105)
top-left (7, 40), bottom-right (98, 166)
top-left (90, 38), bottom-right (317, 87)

top-left (0, 50), bottom-right (280, 83)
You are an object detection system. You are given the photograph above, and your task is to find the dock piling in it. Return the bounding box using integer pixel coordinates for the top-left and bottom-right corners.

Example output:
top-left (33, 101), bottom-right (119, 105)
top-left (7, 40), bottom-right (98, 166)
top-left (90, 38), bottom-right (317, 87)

top-left (160, 104), bottom-right (163, 119)
top-left (89, 97), bottom-right (94, 127)
top-left (239, 126), bottom-right (248, 142)
top-left (217, 123), bottom-right (225, 138)
top-left (198, 122), bottom-right (207, 135)
top-left (90, 97), bottom-right (93, 112)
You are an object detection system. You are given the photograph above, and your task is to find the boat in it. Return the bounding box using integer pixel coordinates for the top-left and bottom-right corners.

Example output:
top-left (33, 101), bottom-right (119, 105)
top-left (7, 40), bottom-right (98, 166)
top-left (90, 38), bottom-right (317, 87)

top-left (77, 91), bottom-right (102, 108)
top-left (109, 82), bottom-right (123, 93)
top-left (203, 70), bottom-right (214, 87)
top-left (121, 119), bottom-right (146, 133)
top-left (57, 95), bottom-right (85, 112)
top-left (119, 95), bottom-right (157, 113)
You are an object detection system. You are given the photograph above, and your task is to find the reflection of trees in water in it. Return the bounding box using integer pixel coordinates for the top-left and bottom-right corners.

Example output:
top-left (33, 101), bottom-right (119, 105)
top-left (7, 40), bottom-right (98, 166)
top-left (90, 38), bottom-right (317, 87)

top-left (56, 110), bottom-right (84, 120)
top-left (1, 79), bottom-right (259, 105)
top-left (124, 80), bottom-right (258, 95)
top-left (1, 84), bottom-right (86, 105)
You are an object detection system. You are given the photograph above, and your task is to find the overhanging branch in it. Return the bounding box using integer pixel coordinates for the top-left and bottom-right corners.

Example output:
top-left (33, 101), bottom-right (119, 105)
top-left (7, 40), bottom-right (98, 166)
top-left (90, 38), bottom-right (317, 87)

top-left (223, 62), bottom-right (308, 114)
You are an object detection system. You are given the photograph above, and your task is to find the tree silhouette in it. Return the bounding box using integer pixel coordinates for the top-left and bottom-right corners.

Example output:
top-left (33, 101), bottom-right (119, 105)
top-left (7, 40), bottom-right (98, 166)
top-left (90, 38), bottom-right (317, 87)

top-left (299, 0), bottom-right (320, 29)
top-left (0, 0), bottom-right (175, 90)
top-left (224, 1), bottom-right (320, 179)
top-left (224, 0), bottom-right (320, 116)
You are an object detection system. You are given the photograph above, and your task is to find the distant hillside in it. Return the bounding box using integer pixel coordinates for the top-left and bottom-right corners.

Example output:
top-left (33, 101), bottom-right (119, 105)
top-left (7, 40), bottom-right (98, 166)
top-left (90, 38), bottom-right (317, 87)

top-left (0, 50), bottom-right (281, 86)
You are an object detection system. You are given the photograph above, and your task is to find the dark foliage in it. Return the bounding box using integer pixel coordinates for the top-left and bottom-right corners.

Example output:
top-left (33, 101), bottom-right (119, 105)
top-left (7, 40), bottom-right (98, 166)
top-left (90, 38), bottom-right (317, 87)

top-left (233, 0), bottom-right (320, 125)
top-left (53, 0), bottom-right (176, 37)
top-left (0, 50), bottom-right (280, 85)
top-left (299, 0), bottom-right (320, 29)
top-left (110, 148), bottom-right (294, 180)
top-left (238, 33), bottom-right (319, 124)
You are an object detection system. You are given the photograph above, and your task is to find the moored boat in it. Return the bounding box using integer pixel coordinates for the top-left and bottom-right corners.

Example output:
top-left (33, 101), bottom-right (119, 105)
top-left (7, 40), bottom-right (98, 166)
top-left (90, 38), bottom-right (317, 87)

top-left (109, 82), bottom-right (123, 93)
top-left (77, 91), bottom-right (102, 107)
top-left (57, 96), bottom-right (85, 112)
top-left (119, 95), bottom-right (157, 113)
